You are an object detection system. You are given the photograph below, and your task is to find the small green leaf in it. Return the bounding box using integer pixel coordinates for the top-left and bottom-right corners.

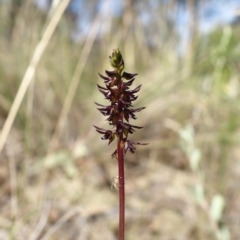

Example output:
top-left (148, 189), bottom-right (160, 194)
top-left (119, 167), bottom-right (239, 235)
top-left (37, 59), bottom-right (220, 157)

top-left (43, 151), bottom-right (78, 178)
top-left (189, 149), bottom-right (201, 171)
top-left (44, 151), bottom-right (70, 168)
top-left (210, 194), bottom-right (225, 223)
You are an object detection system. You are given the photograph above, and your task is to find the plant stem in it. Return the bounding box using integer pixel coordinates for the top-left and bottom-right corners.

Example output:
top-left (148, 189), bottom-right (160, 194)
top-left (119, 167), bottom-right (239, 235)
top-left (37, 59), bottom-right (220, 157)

top-left (117, 135), bottom-right (125, 240)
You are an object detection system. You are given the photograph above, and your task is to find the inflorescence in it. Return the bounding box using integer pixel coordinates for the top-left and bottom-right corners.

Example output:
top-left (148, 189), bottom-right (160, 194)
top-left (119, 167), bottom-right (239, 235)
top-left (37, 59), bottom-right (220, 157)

top-left (94, 48), bottom-right (146, 158)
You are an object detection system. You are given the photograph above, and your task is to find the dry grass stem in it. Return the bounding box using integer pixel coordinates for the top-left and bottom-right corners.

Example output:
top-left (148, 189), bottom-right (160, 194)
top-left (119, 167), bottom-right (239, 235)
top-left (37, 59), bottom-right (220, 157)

top-left (0, 0), bottom-right (71, 153)
top-left (39, 207), bottom-right (83, 240)
top-left (28, 202), bottom-right (51, 240)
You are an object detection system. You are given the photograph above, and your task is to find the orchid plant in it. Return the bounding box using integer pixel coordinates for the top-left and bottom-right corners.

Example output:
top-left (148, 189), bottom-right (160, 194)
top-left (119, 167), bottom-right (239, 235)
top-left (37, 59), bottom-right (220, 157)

top-left (94, 48), bottom-right (147, 240)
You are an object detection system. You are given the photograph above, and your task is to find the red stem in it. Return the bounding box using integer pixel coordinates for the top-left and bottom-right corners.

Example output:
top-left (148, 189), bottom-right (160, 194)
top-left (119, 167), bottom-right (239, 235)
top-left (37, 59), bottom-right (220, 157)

top-left (117, 134), bottom-right (125, 240)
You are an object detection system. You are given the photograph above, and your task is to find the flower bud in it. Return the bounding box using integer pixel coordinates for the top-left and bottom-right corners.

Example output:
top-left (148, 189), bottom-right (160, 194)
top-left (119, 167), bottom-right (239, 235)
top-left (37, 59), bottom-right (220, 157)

top-left (109, 48), bottom-right (124, 73)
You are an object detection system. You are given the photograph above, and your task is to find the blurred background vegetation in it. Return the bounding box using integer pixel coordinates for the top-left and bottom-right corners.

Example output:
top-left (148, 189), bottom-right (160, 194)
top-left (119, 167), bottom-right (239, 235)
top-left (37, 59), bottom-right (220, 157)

top-left (1, 0), bottom-right (240, 239)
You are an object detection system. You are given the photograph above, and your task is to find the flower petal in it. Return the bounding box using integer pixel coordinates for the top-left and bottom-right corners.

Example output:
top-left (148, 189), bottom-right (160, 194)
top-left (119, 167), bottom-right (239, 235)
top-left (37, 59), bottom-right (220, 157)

top-left (122, 72), bottom-right (138, 80)
top-left (105, 70), bottom-right (117, 77)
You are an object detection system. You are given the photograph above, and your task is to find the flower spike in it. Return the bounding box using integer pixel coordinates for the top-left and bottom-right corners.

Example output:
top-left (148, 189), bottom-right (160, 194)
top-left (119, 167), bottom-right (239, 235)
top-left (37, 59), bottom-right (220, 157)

top-left (94, 48), bottom-right (147, 155)
top-left (94, 48), bottom-right (148, 240)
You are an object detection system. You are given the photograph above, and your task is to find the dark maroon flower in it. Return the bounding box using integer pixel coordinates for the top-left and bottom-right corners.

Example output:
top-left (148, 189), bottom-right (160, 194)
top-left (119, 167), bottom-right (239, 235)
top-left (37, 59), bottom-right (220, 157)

top-left (93, 126), bottom-right (115, 145)
top-left (122, 72), bottom-right (138, 80)
top-left (94, 48), bottom-right (147, 156)
top-left (123, 139), bottom-right (148, 154)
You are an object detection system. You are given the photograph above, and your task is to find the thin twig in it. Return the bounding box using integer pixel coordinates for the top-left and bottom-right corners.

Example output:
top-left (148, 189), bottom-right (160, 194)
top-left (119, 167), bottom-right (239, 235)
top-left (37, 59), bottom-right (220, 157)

top-left (39, 207), bottom-right (82, 240)
top-left (0, 0), bottom-right (71, 153)
top-left (28, 202), bottom-right (51, 240)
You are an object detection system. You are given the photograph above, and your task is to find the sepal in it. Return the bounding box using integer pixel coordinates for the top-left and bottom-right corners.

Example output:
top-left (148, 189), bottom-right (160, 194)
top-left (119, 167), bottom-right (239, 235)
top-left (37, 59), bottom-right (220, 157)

top-left (122, 72), bottom-right (138, 80)
top-left (93, 126), bottom-right (116, 145)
